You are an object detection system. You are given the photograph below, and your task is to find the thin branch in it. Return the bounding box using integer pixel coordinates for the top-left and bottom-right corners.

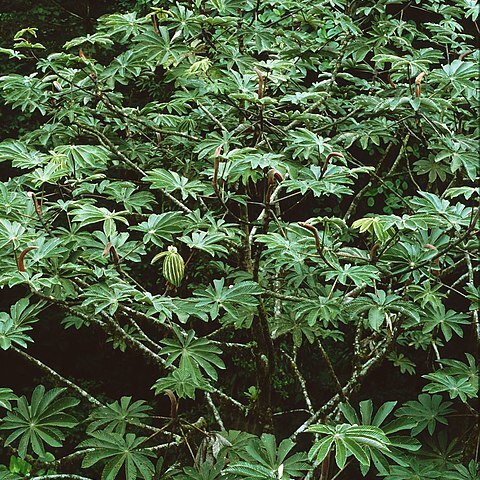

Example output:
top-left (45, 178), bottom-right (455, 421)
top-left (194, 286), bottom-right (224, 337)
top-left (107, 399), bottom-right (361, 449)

top-left (101, 97), bottom-right (201, 142)
top-left (290, 334), bottom-right (394, 441)
top-left (204, 391), bottom-right (225, 430)
top-left (249, 181), bottom-right (285, 243)
top-left (126, 316), bottom-right (161, 352)
top-left (344, 141), bottom-right (397, 222)
top-left (465, 252), bottom-right (480, 345)
top-left (30, 476), bottom-right (95, 480)
top-left (282, 349), bottom-right (314, 414)
top-left (211, 387), bottom-right (245, 412)
top-left (273, 408), bottom-right (310, 416)
top-left (12, 347), bottom-right (103, 407)
top-left (47, 449), bottom-right (95, 469)
top-left (12, 346), bottom-right (165, 436)
top-left (78, 123), bottom-right (192, 214)
top-left (120, 305), bottom-right (172, 334)
top-left (316, 339), bottom-right (348, 403)
top-left (99, 312), bottom-right (167, 370)
top-left (191, 96), bottom-right (229, 133)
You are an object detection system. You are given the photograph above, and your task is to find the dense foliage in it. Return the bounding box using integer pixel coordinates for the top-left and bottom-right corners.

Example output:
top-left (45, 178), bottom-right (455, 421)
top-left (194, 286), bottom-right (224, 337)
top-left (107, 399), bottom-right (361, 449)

top-left (0, 0), bottom-right (479, 478)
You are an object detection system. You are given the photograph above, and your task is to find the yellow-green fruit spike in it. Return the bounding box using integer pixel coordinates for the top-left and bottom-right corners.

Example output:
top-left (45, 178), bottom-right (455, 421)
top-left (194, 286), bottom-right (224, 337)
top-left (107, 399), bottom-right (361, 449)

top-left (163, 249), bottom-right (184, 287)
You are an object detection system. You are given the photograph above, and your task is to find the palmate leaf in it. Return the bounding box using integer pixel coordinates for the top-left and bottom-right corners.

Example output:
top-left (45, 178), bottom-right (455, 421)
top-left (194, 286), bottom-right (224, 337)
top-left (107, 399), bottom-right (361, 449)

top-left (224, 462), bottom-right (275, 479)
top-left (226, 433), bottom-right (309, 479)
top-left (346, 291), bottom-right (420, 331)
top-left (87, 397), bottom-right (152, 435)
top-left (421, 304), bottom-right (470, 341)
top-left (293, 295), bottom-right (342, 328)
top-left (132, 27), bottom-right (187, 67)
top-left (97, 12), bottom-right (149, 43)
top-left (395, 394), bottom-right (454, 435)
top-left (79, 431), bottom-right (155, 480)
top-left (0, 292), bottom-right (43, 350)
top-left (193, 278), bottom-right (261, 327)
top-left (81, 282), bottom-right (137, 315)
top-left (274, 309), bottom-right (344, 348)
top-left (0, 140), bottom-right (47, 168)
top-left (338, 400), bottom-right (419, 475)
top-left (179, 231), bottom-right (229, 257)
top-left (286, 128), bottom-right (333, 161)
top-left (282, 165), bottom-right (369, 199)
top-left (0, 314), bottom-right (32, 350)
top-left (420, 430), bottom-right (462, 469)
top-left (143, 168), bottom-right (205, 200)
top-left (152, 368), bottom-right (212, 399)
top-left (0, 219), bottom-right (28, 250)
top-left (101, 181), bottom-right (155, 214)
top-left (430, 59), bottom-right (478, 96)
top-left (308, 423), bottom-right (391, 469)
top-left (0, 385), bottom-right (78, 458)
top-left (352, 216), bottom-right (395, 243)
top-left (324, 263), bottom-right (380, 287)
top-left (437, 354), bottom-right (479, 390)
top-left (422, 371), bottom-right (478, 402)
top-left (69, 203), bottom-right (129, 237)
top-left (63, 32), bottom-right (114, 49)
top-left (54, 144), bottom-right (110, 175)
top-left (0, 73), bottom-right (49, 114)
top-left (102, 50), bottom-right (143, 85)
top-left (386, 457), bottom-right (444, 479)
top-left (133, 212), bottom-right (184, 247)
top-left (160, 326), bottom-right (225, 381)
top-left (255, 232), bottom-right (309, 268)
top-left (445, 460), bottom-right (480, 480)
top-left (181, 461), bottom-right (224, 480)
top-left (340, 400), bottom-right (396, 427)
top-left (387, 352), bottom-right (417, 375)
top-left (410, 192), bottom-right (473, 228)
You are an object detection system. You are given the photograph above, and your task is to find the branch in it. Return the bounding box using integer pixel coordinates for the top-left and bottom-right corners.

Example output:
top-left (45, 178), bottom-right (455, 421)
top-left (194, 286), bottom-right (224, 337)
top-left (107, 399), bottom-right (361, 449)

top-left (46, 449), bottom-right (95, 470)
top-left (204, 391), bottom-right (225, 430)
top-left (119, 305), bottom-right (172, 334)
top-left (209, 384), bottom-right (245, 413)
top-left (465, 252), bottom-right (480, 346)
top-left (281, 349), bottom-right (314, 414)
top-left (99, 312), bottom-right (167, 370)
top-left (12, 346), bottom-right (166, 436)
top-left (34, 287), bottom-right (169, 382)
top-left (126, 316), bottom-right (161, 352)
top-left (344, 141), bottom-right (397, 222)
top-left (316, 339), bottom-right (348, 403)
top-left (12, 347), bottom-right (103, 407)
top-left (101, 97), bottom-right (201, 142)
top-left (290, 334), bottom-right (394, 441)
top-left (189, 94), bottom-right (229, 133)
top-left (30, 476), bottom-right (95, 480)
top-left (249, 180), bottom-right (285, 243)
top-left (78, 123), bottom-right (192, 214)
top-left (384, 207), bottom-right (480, 280)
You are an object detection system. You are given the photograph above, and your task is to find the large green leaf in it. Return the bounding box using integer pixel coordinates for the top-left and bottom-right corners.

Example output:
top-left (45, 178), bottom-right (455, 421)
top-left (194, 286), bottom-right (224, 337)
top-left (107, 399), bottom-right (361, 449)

top-left (79, 431), bottom-right (155, 480)
top-left (0, 386), bottom-right (78, 458)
